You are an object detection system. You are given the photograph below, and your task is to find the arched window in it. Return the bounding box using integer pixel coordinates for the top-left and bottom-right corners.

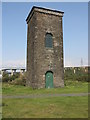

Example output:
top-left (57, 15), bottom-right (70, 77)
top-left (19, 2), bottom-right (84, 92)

top-left (45, 33), bottom-right (53, 48)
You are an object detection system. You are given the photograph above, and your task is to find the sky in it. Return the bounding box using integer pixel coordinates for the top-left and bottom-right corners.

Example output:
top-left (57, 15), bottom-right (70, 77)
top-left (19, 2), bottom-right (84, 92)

top-left (2, 2), bottom-right (88, 69)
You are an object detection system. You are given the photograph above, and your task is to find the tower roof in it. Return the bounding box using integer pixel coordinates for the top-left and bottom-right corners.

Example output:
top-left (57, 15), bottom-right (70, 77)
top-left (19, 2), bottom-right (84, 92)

top-left (26, 6), bottom-right (64, 24)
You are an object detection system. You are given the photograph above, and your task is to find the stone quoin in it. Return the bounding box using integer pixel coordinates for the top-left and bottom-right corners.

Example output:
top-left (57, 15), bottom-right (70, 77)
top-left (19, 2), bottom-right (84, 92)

top-left (26, 6), bottom-right (64, 89)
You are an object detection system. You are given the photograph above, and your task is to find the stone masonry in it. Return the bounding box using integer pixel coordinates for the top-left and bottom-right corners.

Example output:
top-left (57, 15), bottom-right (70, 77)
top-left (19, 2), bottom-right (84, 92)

top-left (26, 6), bottom-right (64, 89)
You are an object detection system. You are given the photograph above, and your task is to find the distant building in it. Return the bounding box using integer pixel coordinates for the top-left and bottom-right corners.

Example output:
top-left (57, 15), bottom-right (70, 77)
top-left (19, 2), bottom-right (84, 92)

top-left (26, 6), bottom-right (64, 89)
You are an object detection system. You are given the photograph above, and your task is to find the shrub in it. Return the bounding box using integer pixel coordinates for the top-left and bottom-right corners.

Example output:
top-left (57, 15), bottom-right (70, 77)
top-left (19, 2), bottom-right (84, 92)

top-left (11, 73), bottom-right (26, 86)
top-left (76, 75), bottom-right (89, 82)
top-left (64, 70), bottom-right (89, 82)
top-left (2, 72), bottom-right (20, 82)
top-left (2, 73), bottom-right (9, 82)
top-left (9, 73), bottom-right (20, 81)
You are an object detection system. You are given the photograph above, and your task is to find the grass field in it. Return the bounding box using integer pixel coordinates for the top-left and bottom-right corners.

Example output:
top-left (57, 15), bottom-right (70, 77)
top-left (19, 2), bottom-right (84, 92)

top-left (2, 80), bottom-right (89, 118)
top-left (2, 96), bottom-right (88, 118)
top-left (2, 81), bottom-right (88, 96)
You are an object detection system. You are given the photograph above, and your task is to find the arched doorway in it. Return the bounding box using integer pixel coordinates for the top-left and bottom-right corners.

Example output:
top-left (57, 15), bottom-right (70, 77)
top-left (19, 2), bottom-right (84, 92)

top-left (45, 71), bottom-right (53, 88)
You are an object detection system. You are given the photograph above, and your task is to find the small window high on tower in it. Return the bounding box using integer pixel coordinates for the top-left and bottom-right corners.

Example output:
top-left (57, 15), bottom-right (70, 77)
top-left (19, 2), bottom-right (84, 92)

top-left (45, 33), bottom-right (53, 48)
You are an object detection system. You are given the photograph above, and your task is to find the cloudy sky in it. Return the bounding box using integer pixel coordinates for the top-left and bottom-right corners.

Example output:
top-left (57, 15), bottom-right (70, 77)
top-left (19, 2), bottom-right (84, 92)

top-left (2, 2), bottom-right (88, 69)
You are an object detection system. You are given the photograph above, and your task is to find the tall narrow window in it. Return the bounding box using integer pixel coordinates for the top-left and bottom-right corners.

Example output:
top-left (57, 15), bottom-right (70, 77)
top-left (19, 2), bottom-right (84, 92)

top-left (45, 33), bottom-right (53, 48)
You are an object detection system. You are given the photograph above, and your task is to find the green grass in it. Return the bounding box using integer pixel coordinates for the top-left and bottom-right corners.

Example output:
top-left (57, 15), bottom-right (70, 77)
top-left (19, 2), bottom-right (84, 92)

top-left (2, 96), bottom-right (88, 118)
top-left (2, 81), bottom-right (88, 96)
top-left (2, 77), bottom-right (89, 118)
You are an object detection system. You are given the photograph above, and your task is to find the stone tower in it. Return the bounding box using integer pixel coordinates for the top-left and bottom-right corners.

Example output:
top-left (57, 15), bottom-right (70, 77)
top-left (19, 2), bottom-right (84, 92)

top-left (26, 6), bottom-right (64, 89)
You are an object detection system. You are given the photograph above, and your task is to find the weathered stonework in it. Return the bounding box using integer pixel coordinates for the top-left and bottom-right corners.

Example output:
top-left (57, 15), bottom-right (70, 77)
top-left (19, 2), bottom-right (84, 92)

top-left (26, 6), bottom-right (64, 89)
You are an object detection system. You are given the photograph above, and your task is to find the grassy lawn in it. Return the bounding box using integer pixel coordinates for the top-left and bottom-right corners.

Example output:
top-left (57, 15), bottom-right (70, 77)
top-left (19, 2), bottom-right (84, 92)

top-left (2, 81), bottom-right (88, 96)
top-left (2, 96), bottom-right (88, 118)
top-left (2, 81), bottom-right (89, 118)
